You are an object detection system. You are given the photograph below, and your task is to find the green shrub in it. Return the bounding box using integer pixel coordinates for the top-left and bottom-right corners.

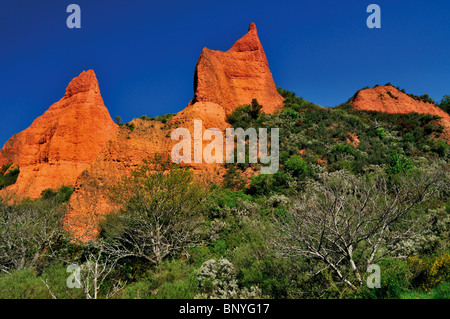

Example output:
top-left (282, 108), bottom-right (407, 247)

top-left (226, 104), bottom-right (254, 128)
top-left (0, 269), bottom-right (49, 299)
top-left (284, 155), bottom-right (310, 179)
top-left (355, 258), bottom-right (413, 299)
top-left (155, 113), bottom-right (176, 123)
top-left (409, 253), bottom-right (450, 291)
top-left (439, 95), bottom-right (450, 114)
top-left (376, 128), bottom-right (386, 139)
top-left (41, 185), bottom-right (74, 203)
top-left (125, 122), bottom-right (135, 131)
top-left (386, 152), bottom-right (413, 175)
top-left (121, 259), bottom-right (198, 299)
top-left (0, 263), bottom-right (85, 299)
top-left (0, 164), bottom-right (20, 190)
top-left (139, 115), bottom-right (153, 121)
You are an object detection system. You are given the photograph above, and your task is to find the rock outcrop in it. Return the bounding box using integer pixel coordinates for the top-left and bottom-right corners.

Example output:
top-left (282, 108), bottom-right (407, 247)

top-left (65, 106), bottom-right (228, 238)
top-left (350, 86), bottom-right (450, 140)
top-left (191, 22), bottom-right (284, 114)
top-left (0, 70), bottom-right (118, 199)
top-left (1, 23), bottom-right (284, 238)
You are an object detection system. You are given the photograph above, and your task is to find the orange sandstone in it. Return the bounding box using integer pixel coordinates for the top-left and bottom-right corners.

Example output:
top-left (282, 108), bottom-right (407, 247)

top-left (350, 86), bottom-right (450, 140)
top-left (191, 22), bottom-right (284, 114)
top-left (0, 70), bottom-right (118, 199)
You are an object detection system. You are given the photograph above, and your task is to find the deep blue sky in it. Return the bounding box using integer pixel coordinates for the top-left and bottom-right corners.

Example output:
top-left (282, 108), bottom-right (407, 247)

top-left (1, 0), bottom-right (449, 147)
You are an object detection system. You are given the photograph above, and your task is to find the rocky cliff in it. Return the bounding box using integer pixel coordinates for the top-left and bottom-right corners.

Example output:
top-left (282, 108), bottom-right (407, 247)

top-left (64, 23), bottom-right (282, 238)
top-left (191, 22), bottom-right (284, 114)
top-left (0, 70), bottom-right (118, 199)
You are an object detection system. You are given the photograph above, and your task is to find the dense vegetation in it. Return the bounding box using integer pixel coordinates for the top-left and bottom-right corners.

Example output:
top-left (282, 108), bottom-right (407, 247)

top-left (0, 88), bottom-right (449, 299)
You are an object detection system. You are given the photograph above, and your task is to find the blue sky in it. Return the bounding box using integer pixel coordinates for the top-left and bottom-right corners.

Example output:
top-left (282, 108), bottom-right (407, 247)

top-left (1, 0), bottom-right (449, 147)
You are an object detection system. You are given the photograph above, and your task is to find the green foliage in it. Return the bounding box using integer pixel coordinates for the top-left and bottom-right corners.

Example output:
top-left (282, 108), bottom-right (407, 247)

top-left (1, 85), bottom-right (449, 300)
top-left (356, 259), bottom-right (413, 299)
top-left (376, 128), bottom-right (386, 139)
top-left (125, 122), bottom-right (135, 131)
top-left (277, 86), bottom-right (320, 111)
top-left (249, 99), bottom-right (263, 119)
top-left (155, 113), bottom-right (176, 123)
top-left (121, 259), bottom-right (198, 299)
top-left (440, 95), bottom-right (450, 114)
top-left (138, 113), bottom-right (176, 123)
top-left (115, 115), bottom-right (123, 125)
top-left (226, 104), bottom-right (255, 128)
top-left (247, 174), bottom-right (273, 196)
top-left (280, 108), bottom-right (299, 119)
top-left (101, 154), bottom-right (208, 264)
top-left (222, 165), bottom-right (247, 190)
top-left (0, 269), bottom-right (49, 299)
top-left (413, 94), bottom-right (436, 105)
top-left (284, 155), bottom-right (310, 179)
top-left (0, 164), bottom-right (20, 190)
top-left (431, 139), bottom-right (449, 158)
top-left (139, 114), bottom-right (152, 121)
top-left (386, 91), bottom-right (398, 99)
top-left (40, 185), bottom-right (74, 203)
top-left (386, 151), bottom-right (413, 176)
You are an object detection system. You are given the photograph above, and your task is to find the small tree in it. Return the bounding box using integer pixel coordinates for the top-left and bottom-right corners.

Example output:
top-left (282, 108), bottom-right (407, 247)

top-left (284, 155), bottom-right (310, 179)
top-left (101, 154), bottom-right (208, 264)
top-left (270, 167), bottom-right (448, 289)
top-left (440, 95), bottom-right (450, 114)
top-left (249, 99), bottom-right (263, 119)
top-left (42, 240), bottom-right (125, 299)
top-left (73, 240), bottom-right (125, 299)
top-left (386, 151), bottom-right (413, 176)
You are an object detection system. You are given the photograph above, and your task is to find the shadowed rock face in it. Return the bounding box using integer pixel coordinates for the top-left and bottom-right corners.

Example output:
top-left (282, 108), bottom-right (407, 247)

top-left (191, 22), bottom-right (284, 114)
top-left (0, 70), bottom-right (118, 198)
top-left (350, 86), bottom-right (450, 140)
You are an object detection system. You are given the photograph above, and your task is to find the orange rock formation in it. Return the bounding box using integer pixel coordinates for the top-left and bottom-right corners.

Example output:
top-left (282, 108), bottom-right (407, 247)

top-left (191, 22), bottom-right (284, 114)
top-left (0, 70), bottom-right (118, 199)
top-left (63, 23), bottom-right (283, 238)
top-left (350, 86), bottom-right (450, 140)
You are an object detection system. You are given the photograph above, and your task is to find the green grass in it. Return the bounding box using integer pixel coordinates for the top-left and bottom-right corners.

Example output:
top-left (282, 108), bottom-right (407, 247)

top-left (400, 281), bottom-right (450, 299)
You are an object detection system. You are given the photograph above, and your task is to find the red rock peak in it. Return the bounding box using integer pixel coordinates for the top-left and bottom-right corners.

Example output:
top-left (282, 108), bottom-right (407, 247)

top-left (228, 22), bottom-right (263, 53)
top-left (191, 23), bottom-right (284, 114)
top-left (65, 69), bottom-right (100, 98)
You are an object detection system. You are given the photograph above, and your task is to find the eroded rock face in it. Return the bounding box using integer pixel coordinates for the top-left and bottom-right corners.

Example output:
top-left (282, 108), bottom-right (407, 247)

top-left (2, 23), bottom-right (284, 239)
top-left (65, 108), bottom-right (229, 239)
top-left (350, 86), bottom-right (450, 140)
top-left (191, 22), bottom-right (284, 114)
top-left (65, 23), bottom-right (284, 238)
top-left (0, 70), bottom-right (118, 198)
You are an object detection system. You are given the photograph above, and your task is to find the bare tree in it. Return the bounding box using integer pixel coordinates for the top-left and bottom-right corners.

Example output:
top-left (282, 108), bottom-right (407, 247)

top-left (270, 166), bottom-right (448, 289)
top-left (0, 200), bottom-right (66, 273)
top-left (42, 239), bottom-right (126, 299)
top-left (101, 155), bottom-right (208, 264)
top-left (72, 240), bottom-right (126, 299)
